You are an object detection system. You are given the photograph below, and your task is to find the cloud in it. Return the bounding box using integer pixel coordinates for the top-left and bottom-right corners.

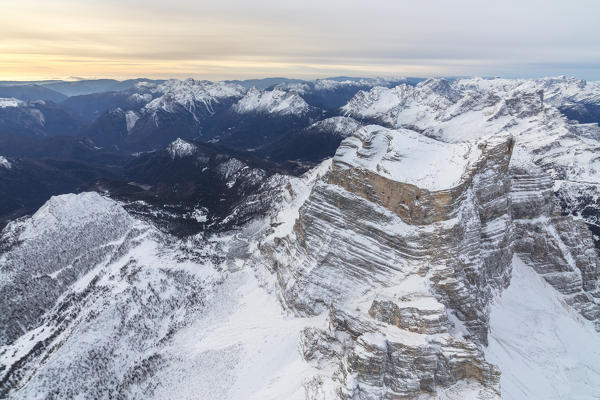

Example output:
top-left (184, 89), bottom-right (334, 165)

top-left (1, 0), bottom-right (599, 80)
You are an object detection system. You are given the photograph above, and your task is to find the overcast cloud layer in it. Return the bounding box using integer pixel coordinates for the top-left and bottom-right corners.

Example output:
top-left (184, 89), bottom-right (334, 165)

top-left (1, 0), bottom-right (599, 80)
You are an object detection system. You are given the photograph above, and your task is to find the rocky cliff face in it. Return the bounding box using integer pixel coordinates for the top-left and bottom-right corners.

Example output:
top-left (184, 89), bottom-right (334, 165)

top-left (250, 78), bottom-right (600, 399)
top-left (511, 158), bottom-right (600, 330)
top-left (256, 130), bottom-right (514, 398)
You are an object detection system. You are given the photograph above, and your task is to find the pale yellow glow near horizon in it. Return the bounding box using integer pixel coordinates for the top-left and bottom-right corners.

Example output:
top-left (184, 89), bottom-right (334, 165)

top-left (1, 0), bottom-right (599, 81)
top-left (0, 52), bottom-right (450, 81)
top-left (1, 0), bottom-right (428, 80)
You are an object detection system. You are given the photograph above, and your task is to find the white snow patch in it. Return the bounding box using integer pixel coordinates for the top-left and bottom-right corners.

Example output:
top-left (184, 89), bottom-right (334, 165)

top-left (216, 158), bottom-right (246, 181)
top-left (125, 110), bottom-right (139, 132)
top-left (0, 156), bottom-right (11, 169)
top-left (128, 92), bottom-right (153, 104)
top-left (189, 208), bottom-right (208, 223)
top-left (486, 256), bottom-right (600, 400)
top-left (0, 98), bottom-right (24, 108)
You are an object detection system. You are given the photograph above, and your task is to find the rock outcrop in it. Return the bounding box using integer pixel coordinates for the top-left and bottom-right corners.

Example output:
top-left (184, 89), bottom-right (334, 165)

top-left (255, 126), bottom-right (516, 398)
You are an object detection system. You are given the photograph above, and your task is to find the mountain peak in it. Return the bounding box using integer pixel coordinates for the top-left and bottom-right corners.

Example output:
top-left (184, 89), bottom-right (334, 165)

top-left (232, 88), bottom-right (311, 116)
top-left (166, 138), bottom-right (197, 159)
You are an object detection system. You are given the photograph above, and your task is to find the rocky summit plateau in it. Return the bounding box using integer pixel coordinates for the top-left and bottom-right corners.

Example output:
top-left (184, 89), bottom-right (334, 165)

top-left (1, 76), bottom-right (600, 400)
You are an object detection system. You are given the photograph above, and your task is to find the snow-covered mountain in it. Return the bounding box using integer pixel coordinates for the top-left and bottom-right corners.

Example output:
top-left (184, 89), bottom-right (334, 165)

top-left (63, 77), bottom-right (421, 152)
top-left (231, 88), bottom-right (311, 116)
top-left (2, 76), bottom-right (600, 400)
top-left (343, 76), bottom-right (600, 127)
top-left (307, 116), bottom-right (361, 138)
top-left (144, 79), bottom-right (246, 118)
top-left (274, 77), bottom-right (421, 110)
top-left (0, 98), bottom-right (83, 137)
top-left (343, 77), bottom-right (600, 245)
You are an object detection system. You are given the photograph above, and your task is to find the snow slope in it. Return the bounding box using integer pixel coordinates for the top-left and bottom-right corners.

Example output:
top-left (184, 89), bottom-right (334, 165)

top-left (158, 269), bottom-right (325, 400)
top-left (125, 110), bottom-right (139, 132)
top-left (486, 256), bottom-right (600, 400)
top-left (0, 191), bottom-right (328, 399)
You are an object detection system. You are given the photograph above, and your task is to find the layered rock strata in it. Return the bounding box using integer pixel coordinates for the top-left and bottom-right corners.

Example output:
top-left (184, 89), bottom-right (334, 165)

top-left (259, 126), bottom-right (516, 398)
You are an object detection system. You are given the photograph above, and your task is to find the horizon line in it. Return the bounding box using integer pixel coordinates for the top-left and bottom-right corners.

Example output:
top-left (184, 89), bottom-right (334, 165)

top-left (0, 73), bottom-right (591, 84)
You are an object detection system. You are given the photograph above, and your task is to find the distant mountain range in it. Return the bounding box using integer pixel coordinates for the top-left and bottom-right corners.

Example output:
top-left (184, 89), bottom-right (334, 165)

top-left (1, 75), bottom-right (600, 230)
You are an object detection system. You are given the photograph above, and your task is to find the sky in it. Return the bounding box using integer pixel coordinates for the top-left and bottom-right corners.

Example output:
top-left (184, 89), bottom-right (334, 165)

top-left (1, 0), bottom-right (599, 81)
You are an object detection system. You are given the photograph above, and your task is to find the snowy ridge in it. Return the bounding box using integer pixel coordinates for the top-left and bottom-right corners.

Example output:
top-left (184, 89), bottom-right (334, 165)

top-left (342, 77), bottom-right (600, 185)
top-left (307, 116), bottom-right (361, 138)
top-left (314, 77), bottom-right (403, 91)
top-left (0, 192), bottom-right (326, 399)
top-left (144, 78), bottom-right (246, 115)
top-left (232, 88), bottom-right (311, 116)
top-left (343, 77), bottom-right (600, 137)
top-left (274, 77), bottom-right (407, 94)
top-left (341, 85), bottom-right (413, 121)
top-left (455, 76), bottom-right (600, 107)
